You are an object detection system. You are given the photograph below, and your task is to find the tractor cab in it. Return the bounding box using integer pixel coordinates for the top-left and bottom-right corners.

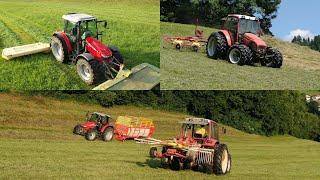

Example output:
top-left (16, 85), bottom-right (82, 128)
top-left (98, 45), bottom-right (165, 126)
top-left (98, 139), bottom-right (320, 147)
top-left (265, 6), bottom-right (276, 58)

top-left (86, 112), bottom-right (111, 125)
top-left (222, 14), bottom-right (262, 43)
top-left (178, 118), bottom-right (219, 147)
top-left (62, 13), bottom-right (107, 52)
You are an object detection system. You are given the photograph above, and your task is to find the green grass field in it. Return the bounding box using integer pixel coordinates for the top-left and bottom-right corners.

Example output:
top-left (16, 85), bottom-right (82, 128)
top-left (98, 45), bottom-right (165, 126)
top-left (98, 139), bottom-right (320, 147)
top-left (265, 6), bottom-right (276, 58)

top-left (160, 22), bottom-right (320, 90)
top-left (0, 0), bottom-right (159, 90)
top-left (1, 93), bottom-right (320, 179)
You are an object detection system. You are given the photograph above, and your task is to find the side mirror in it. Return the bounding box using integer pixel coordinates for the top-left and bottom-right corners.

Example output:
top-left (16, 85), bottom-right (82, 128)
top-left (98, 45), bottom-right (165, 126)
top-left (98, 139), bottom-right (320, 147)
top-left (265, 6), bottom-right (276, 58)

top-left (104, 21), bottom-right (107, 28)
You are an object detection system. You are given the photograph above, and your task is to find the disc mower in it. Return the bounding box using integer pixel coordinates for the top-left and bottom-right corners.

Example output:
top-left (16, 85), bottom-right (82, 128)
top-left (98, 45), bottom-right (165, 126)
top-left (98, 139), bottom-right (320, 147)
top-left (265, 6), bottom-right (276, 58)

top-left (206, 14), bottom-right (283, 68)
top-left (73, 112), bottom-right (155, 141)
top-left (136, 117), bottom-right (231, 175)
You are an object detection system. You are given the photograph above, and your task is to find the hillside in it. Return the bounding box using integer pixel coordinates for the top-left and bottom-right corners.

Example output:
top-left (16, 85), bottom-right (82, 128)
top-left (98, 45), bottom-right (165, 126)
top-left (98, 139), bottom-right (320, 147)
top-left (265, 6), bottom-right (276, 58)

top-left (0, 0), bottom-right (159, 90)
top-left (1, 93), bottom-right (320, 179)
top-left (160, 22), bottom-right (320, 90)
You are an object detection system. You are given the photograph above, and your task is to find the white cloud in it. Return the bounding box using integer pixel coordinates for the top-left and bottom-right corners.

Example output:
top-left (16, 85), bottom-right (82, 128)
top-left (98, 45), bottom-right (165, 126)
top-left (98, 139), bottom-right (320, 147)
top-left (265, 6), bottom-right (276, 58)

top-left (284, 29), bottom-right (315, 41)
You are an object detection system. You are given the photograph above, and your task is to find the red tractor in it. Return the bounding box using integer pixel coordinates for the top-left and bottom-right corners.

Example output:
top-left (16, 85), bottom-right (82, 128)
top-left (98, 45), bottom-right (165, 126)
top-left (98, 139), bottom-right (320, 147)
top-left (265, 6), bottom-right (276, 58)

top-left (206, 14), bottom-right (283, 68)
top-left (73, 112), bottom-right (114, 141)
top-left (149, 118), bottom-right (231, 175)
top-left (51, 13), bottom-right (124, 85)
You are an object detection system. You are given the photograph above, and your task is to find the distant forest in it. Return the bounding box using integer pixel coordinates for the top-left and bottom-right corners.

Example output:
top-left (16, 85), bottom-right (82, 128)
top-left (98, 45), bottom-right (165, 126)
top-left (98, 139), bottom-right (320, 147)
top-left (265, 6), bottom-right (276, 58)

top-left (292, 35), bottom-right (320, 52)
top-left (24, 90), bottom-right (320, 142)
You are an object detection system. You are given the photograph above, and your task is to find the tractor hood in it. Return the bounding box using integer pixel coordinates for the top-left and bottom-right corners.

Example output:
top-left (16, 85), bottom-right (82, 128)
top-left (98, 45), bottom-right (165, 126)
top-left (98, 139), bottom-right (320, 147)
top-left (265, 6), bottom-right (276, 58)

top-left (243, 33), bottom-right (267, 48)
top-left (85, 37), bottom-right (112, 60)
top-left (81, 121), bottom-right (97, 129)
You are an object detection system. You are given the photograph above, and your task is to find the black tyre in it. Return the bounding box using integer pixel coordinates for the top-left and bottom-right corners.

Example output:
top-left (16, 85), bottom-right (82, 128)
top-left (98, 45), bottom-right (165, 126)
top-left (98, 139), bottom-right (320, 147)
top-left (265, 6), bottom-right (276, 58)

top-left (227, 153), bottom-right (232, 173)
top-left (228, 44), bottom-right (253, 66)
top-left (192, 45), bottom-right (199, 52)
top-left (206, 32), bottom-right (228, 59)
top-left (85, 129), bottom-right (98, 141)
top-left (160, 157), bottom-right (169, 168)
top-left (213, 144), bottom-right (230, 175)
top-left (51, 35), bottom-right (69, 63)
top-left (76, 58), bottom-right (101, 85)
top-left (262, 48), bottom-right (283, 68)
top-left (73, 124), bottom-right (82, 135)
top-left (203, 163), bottom-right (214, 174)
top-left (169, 157), bottom-right (183, 171)
top-left (102, 127), bottom-right (114, 141)
top-left (149, 147), bottom-right (157, 158)
top-left (176, 44), bottom-right (181, 50)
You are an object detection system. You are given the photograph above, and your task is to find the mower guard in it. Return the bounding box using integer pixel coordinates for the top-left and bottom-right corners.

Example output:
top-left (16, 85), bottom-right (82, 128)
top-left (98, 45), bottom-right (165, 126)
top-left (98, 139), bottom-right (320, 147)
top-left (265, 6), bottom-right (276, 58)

top-left (93, 63), bottom-right (160, 90)
top-left (1, 43), bottom-right (50, 60)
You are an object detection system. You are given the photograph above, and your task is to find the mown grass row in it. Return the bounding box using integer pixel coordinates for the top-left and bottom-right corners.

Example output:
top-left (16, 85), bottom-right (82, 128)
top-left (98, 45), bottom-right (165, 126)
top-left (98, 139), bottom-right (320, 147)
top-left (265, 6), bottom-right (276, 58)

top-left (160, 22), bottom-right (320, 90)
top-left (0, 93), bottom-right (320, 179)
top-left (0, 0), bottom-right (159, 90)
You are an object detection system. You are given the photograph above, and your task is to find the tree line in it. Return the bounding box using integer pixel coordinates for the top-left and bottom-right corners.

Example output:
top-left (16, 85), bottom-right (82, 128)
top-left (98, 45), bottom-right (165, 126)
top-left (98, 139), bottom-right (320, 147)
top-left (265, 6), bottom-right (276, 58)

top-left (160, 0), bottom-right (282, 35)
top-left (25, 90), bottom-right (320, 142)
top-left (292, 35), bottom-right (320, 52)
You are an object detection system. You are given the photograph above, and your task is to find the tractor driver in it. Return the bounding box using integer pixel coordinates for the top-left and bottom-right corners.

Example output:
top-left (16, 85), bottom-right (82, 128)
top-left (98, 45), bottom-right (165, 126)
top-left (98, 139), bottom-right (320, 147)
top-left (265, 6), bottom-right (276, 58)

top-left (195, 125), bottom-right (207, 138)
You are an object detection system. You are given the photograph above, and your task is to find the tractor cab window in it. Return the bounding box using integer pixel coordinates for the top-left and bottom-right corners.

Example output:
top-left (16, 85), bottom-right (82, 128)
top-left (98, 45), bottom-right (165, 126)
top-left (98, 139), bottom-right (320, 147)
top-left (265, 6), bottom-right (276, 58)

top-left (79, 20), bottom-right (98, 40)
top-left (224, 17), bottom-right (238, 42)
top-left (182, 124), bottom-right (193, 138)
top-left (194, 124), bottom-right (209, 138)
top-left (210, 124), bottom-right (219, 140)
top-left (89, 113), bottom-right (100, 122)
top-left (64, 20), bottom-right (77, 36)
top-left (239, 19), bottom-right (260, 35)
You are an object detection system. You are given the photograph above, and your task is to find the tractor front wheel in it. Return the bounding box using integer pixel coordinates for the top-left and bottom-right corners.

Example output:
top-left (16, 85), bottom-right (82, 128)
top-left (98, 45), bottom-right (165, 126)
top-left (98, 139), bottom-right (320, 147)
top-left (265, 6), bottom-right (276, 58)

top-left (206, 32), bottom-right (228, 59)
top-left (85, 129), bottom-right (98, 141)
top-left (262, 48), bottom-right (283, 68)
top-left (228, 45), bottom-right (253, 66)
top-left (76, 58), bottom-right (100, 85)
top-left (213, 144), bottom-right (230, 175)
top-left (169, 157), bottom-right (183, 171)
top-left (102, 127), bottom-right (114, 141)
top-left (51, 36), bottom-right (69, 63)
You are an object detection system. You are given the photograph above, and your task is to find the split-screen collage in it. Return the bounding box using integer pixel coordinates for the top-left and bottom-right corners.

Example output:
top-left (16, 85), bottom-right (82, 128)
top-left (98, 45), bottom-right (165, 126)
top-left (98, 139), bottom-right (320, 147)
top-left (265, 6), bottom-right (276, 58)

top-left (0, 0), bottom-right (319, 179)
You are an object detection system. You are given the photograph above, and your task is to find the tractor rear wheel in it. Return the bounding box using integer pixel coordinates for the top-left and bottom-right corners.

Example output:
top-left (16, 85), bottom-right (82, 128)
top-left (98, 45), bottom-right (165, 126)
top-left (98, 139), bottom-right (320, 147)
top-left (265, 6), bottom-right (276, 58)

top-left (85, 129), bottom-right (98, 141)
top-left (102, 127), bottom-right (114, 141)
top-left (227, 153), bottom-right (232, 173)
top-left (206, 32), bottom-right (228, 59)
top-left (149, 147), bottom-right (157, 158)
top-left (76, 58), bottom-right (101, 85)
top-left (228, 44), bottom-right (253, 66)
top-left (73, 124), bottom-right (82, 135)
top-left (213, 144), bottom-right (230, 175)
top-left (262, 48), bottom-right (283, 68)
top-left (51, 36), bottom-right (69, 63)
top-left (170, 157), bottom-right (183, 171)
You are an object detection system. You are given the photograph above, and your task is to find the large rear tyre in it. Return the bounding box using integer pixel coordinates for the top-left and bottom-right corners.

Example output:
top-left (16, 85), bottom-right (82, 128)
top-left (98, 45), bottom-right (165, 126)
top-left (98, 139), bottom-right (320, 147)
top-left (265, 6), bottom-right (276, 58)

top-left (206, 32), bottom-right (228, 59)
top-left (76, 58), bottom-right (100, 85)
top-left (227, 153), bottom-right (232, 173)
top-left (102, 127), bottom-right (114, 141)
top-left (73, 124), bottom-right (83, 135)
top-left (228, 44), bottom-right (253, 66)
top-left (85, 129), bottom-right (98, 141)
top-left (51, 36), bottom-right (69, 63)
top-left (262, 48), bottom-right (283, 68)
top-left (213, 144), bottom-right (230, 175)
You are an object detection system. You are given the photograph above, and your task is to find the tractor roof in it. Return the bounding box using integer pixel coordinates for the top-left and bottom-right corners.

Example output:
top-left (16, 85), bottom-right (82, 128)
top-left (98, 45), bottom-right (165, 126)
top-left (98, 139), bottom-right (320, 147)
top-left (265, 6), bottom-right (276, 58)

top-left (92, 112), bottom-right (110, 117)
top-left (180, 117), bottom-right (214, 125)
top-left (62, 13), bottom-right (96, 24)
top-left (228, 14), bottom-right (258, 21)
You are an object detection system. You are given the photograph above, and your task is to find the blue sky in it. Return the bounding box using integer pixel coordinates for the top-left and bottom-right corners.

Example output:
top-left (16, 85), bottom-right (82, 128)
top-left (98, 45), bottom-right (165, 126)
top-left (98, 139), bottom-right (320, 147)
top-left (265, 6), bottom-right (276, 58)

top-left (271, 0), bottom-right (320, 41)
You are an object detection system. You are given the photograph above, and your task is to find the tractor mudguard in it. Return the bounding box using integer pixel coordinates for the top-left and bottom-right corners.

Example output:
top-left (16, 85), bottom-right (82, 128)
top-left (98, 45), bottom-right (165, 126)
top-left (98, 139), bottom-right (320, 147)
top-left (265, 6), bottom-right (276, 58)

top-left (100, 124), bottom-right (114, 133)
top-left (53, 32), bottom-right (73, 53)
top-left (76, 53), bottom-right (94, 62)
top-left (218, 30), bottom-right (232, 47)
